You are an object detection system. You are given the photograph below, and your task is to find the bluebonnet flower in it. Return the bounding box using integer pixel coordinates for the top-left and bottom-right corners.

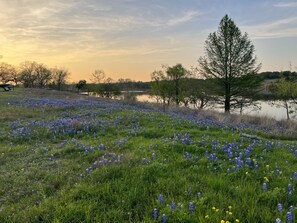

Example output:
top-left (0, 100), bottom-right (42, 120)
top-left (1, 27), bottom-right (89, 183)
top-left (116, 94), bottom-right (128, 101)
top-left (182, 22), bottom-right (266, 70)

top-left (277, 203), bottom-right (283, 212)
top-left (197, 192), bottom-right (202, 199)
top-left (276, 218), bottom-right (282, 223)
top-left (294, 150), bottom-right (297, 158)
top-left (153, 208), bottom-right (158, 219)
top-left (262, 183), bottom-right (267, 192)
top-left (159, 194), bottom-right (165, 205)
top-left (50, 154), bottom-right (54, 161)
top-left (289, 205), bottom-right (295, 212)
top-left (152, 153), bottom-right (156, 161)
top-left (162, 214), bottom-right (167, 223)
top-left (288, 184), bottom-right (293, 192)
top-left (286, 212), bottom-right (293, 223)
top-left (171, 202), bottom-right (176, 211)
top-left (294, 172), bottom-right (297, 181)
top-left (276, 168), bottom-right (280, 176)
top-left (189, 202), bottom-right (195, 214)
top-left (143, 158), bottom-right (147, 165)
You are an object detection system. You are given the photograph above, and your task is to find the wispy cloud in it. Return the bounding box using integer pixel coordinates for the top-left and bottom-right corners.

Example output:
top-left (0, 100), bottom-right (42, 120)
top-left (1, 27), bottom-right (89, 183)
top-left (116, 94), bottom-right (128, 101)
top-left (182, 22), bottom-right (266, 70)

top-left (244, 16), bottom-right (297, 39)
top-left (274, 2), bottom-right (297, 8)
top-left (167, 10), bottom-right (200, 26)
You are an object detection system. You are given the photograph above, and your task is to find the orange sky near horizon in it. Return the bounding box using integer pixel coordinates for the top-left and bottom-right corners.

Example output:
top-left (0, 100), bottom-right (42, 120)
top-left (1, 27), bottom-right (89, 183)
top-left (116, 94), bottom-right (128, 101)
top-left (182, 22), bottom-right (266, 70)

top-left (0, 1), bottom-right (297, 83)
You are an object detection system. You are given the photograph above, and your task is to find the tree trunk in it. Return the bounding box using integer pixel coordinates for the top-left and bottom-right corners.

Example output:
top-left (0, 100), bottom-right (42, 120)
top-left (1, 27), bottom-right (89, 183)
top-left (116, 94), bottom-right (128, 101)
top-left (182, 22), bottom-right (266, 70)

top-left (285, 101), bottom-right (290, 120)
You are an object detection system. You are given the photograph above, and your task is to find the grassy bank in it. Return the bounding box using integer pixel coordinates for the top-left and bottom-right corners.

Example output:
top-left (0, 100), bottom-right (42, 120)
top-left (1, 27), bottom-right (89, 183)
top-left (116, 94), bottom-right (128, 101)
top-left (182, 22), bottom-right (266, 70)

top-left (0, 88), bottom-right (296, 222)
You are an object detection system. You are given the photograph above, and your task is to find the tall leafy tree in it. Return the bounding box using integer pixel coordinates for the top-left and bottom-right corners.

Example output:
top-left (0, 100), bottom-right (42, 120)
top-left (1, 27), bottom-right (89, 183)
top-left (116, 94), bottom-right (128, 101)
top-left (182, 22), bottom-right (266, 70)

top-left (166, 64), bottom-right (187, 106)
top-left (199, 14), bottom-right (262, 113)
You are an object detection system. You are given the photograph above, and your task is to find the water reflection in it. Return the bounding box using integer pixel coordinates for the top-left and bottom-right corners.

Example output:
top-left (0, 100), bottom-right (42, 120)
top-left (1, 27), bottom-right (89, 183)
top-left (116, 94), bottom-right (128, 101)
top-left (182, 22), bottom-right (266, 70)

top-left (136, 94), bottom-right (290, 121)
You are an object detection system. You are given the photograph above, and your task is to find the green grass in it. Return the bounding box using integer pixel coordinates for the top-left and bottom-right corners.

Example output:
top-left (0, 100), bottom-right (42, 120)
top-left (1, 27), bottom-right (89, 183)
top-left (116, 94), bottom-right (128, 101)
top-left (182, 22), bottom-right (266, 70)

top-left (0, 88), bottom-right (296, 222)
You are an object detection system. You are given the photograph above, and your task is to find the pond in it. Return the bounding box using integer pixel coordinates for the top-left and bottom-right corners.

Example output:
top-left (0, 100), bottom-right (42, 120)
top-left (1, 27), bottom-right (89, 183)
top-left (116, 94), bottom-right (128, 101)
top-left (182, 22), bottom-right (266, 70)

top-left (135, 94), bottom-right (292, 121)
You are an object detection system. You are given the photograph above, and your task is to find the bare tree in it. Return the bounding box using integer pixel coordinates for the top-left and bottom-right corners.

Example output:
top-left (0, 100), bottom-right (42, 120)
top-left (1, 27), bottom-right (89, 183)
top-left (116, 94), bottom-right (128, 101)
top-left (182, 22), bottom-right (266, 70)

top-left (35, 63), bottom-right (52, 88)
top-left (51, 67), bottom-right (70, 90)
top-left (0, 63), bottom-right (16, 84)
top-left (90, 69), bottom-right (105, 83)
top-left (19, 61), bottom-right (38, 88)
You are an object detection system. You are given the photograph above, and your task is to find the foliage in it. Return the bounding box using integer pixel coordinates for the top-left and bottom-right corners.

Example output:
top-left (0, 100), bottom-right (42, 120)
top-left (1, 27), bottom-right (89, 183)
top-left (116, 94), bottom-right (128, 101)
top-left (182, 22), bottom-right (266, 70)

top-left (76, 80), bottom-right (87, 92)
top-left (199, 14), bottom-right (262, 113)
top-left (269, 79), bottom-right (297, 119)
top-left (166, 63), bottom-right (188, 106)
top-left (0, 89), bottom-right (296, 223)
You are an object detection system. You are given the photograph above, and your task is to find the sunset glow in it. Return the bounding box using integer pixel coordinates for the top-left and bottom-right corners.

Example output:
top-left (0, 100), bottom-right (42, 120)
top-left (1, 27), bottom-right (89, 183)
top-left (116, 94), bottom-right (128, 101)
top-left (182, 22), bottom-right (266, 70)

top-left (0, 0), bottom-right (296, 82)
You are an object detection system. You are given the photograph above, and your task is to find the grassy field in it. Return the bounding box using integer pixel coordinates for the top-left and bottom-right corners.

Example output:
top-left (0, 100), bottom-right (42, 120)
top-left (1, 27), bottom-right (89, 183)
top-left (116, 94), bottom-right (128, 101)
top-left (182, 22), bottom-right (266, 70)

top-left (0, 88), bottom-right (296, 223)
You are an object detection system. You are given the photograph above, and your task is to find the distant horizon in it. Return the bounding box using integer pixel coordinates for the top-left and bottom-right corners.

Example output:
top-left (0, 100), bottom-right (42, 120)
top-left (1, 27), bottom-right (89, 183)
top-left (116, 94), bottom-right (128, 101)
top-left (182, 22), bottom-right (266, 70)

top-left (0, 0), bottom-right (296, 82)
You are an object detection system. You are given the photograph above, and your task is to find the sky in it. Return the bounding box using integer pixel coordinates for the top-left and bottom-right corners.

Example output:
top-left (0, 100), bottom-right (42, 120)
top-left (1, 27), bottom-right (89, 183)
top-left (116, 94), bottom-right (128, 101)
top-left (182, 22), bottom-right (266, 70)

top-left (0, 0), bottom-right (296, 82)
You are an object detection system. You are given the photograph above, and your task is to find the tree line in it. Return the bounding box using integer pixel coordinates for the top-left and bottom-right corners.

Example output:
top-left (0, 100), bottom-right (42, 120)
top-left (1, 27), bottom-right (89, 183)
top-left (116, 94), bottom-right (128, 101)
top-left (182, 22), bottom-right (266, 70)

top-left (0, 61), bottom-right (69, 90)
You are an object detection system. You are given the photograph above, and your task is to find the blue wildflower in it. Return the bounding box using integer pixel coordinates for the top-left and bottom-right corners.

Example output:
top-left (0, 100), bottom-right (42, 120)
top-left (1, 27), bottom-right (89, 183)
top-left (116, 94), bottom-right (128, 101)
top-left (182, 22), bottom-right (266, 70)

top-left (286, 212), bottom-right (293, 223)
top-left (276, 218), bottom-right (282, 223)
top-left (277, 203), bottom-right (283, 212)
top-left (171, 202), bottom-right (176, 211)
top-left (262, 183), bottom-right (267, 192)
top-left (162, 214), bottom-right (167, 223)
top-left (153, 208), bottom-right (158, 219)
top-left (159, 194), bottom-right (165, 205)
top-left (189, 202), bottom-right (194, 214)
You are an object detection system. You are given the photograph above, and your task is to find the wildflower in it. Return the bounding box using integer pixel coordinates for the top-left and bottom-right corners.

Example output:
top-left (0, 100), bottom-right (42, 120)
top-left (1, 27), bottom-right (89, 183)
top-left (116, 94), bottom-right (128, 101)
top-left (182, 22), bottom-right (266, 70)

top-left (189, 202), bottom-right (194, 214)
top-left (50, 154), bottom-right (54, 161)
top-left (221, 220), bottom-right (225, 223)
top-left (277, 203), bottom-right (283, 212)
top-left (286, 212), bottom-right (293, 223)
top-left (293, 172), bottom-right (297, 181)
top-left (171, 202), bottom-right (176, 211)
top-left (288, 184), bottom-right (293, 192)
top-left (275, 218), bottom-right (282, 223)
top-left (262, 183), bottom-right (267, 192)
top-left (197, 192), bottom-right (202, 198)
top-left (235, 219), bottom-right (240, 222)
top-left (152, 153), bottom-right (156, 161)
top-left (289, 205), bottom-right (295, 212)
top-left (228, 206), bottom-right (232, 209)
top-left (245, 171), bottom-right (249, 175)
top-left (153, 208), bottom-right (158, 219)
top-left (162, 214), bottom-right (167, 223)
top-left (143, 158), bottom-right (147, 165)
top-left (159, 194), bottom-right (165, 205)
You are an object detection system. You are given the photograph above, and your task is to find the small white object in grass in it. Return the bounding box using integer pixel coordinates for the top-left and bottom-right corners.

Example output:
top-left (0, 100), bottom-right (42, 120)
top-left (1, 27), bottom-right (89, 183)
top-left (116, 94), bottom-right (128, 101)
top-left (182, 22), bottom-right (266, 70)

top-left (7, 102), bottom-right (10, 105)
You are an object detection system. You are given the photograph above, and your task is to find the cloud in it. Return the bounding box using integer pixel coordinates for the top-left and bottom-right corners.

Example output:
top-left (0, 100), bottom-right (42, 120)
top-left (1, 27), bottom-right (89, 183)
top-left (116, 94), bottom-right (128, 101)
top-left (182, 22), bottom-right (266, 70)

top-left (274, 2), bottom-right (297, 7)
top-left (167, 10), bottom-right (200, 26)
top-left (243, 16), bottom-right (297, 39)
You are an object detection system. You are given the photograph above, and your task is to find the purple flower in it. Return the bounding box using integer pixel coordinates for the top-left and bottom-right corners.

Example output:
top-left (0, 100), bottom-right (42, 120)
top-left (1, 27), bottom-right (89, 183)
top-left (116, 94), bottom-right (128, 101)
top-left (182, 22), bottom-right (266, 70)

top-left (288, 184), bottom-right (293, 192)
top-left (143, 158), bottom-right (147, 165)
top-left (171, 202), bottom-right (176, 211)
top-left (286, 212), bottom-right (293, 223)
top-left (153, 208), bottom-right (158, 219)
top-left (162, 214), bottom-right (167, 223)
top-left (152, 153), bottom-right (156, 161)
top-left (276, 218), bottom-right (282, 223)
top-left (277, 203), bottom-right (283, 212)
top-left (262, 183), bottom-right (267, 192)
top-left (294, 172), bottom-right (297, 181)
top-left (159, 194), bottom-right (165, 205)
top-left (189, 202), bottom-right (195, 214)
